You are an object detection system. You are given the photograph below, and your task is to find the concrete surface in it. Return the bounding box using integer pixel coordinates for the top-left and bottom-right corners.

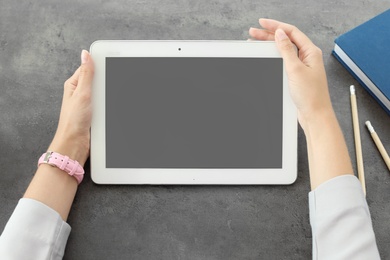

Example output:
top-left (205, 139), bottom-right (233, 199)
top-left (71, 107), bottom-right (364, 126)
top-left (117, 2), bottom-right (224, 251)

top-left (1, 1), bottom-right (390, 259)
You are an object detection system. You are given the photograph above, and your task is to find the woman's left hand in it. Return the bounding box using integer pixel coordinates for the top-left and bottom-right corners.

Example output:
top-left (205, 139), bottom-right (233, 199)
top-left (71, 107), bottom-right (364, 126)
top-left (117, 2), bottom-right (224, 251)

top-left (48, 50), bottom-right (94, 166)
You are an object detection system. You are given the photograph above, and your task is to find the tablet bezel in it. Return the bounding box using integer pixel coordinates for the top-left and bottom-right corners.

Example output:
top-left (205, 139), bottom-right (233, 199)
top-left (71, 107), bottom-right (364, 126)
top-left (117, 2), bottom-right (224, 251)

top-left (90, 41), bottom-right (297, 185)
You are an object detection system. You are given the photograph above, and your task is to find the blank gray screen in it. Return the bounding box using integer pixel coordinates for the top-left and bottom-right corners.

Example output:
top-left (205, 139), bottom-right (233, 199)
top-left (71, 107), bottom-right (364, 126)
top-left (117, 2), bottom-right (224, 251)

top-left (106, 57), bottom-right (282, 168)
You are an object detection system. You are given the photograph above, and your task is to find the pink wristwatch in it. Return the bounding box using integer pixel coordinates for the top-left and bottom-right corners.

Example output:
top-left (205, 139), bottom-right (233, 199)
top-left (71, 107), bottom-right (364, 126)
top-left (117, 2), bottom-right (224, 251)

top-left (38, 151), bottom-right (84, 184)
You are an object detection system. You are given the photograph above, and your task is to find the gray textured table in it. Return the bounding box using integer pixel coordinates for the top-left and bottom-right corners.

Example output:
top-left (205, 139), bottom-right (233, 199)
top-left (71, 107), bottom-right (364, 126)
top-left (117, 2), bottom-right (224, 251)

top-left (1, 1), bottom-right (390, 259)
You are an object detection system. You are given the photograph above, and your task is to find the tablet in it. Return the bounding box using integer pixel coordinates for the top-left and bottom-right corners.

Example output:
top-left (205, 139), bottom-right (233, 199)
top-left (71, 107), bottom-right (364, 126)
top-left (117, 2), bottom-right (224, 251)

top-left (90, 41), bottom-right (297, 185)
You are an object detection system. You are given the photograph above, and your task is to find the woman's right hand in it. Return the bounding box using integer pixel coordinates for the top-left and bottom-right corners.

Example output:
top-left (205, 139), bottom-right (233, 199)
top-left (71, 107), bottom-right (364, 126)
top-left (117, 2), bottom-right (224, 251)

top-left (249, 19), bottom-right (334, 130)
top-left (250, 19), bottom-right (355, 191)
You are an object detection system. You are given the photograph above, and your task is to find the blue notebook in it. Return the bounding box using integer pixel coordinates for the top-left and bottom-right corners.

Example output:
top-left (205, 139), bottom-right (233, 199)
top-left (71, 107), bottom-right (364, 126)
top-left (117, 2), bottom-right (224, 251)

top-left (333, 9), bottom-right (390, 115)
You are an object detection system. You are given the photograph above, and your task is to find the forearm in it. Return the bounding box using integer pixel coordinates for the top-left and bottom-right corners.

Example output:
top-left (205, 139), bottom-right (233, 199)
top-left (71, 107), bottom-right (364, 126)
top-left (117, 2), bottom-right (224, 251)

top-left (23, 164), bottom-right (77, 221)
top-left (301, 108), bottom-right (354, 190)
top-left (23, 137), bottom-right (85, 221)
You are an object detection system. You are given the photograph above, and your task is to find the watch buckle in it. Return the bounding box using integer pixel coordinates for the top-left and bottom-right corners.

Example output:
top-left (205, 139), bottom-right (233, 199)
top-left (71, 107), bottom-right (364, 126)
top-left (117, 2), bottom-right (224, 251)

top-left (43, 151), bottom-right (53, 164)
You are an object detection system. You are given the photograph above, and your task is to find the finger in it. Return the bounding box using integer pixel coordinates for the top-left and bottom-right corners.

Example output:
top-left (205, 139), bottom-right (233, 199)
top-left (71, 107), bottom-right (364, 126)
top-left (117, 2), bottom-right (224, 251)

top-left (274, 29), bottom-right (302, 72)
top-left (249, 27), bottom-right (275, 41)
top-left (64, 67), bottom-right (81, 98)
top-left (68, 67), bottom-right (81, 87)
top-left (74, 50), bottom-right (94, 100)
top-left (259, 18), bottom-right (315, 51)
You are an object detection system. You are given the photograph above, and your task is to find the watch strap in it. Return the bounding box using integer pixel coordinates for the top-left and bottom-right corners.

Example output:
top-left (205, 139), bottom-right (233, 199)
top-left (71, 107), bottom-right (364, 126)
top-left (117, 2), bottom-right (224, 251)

top-left (38, 151), bottom-right (84, 184)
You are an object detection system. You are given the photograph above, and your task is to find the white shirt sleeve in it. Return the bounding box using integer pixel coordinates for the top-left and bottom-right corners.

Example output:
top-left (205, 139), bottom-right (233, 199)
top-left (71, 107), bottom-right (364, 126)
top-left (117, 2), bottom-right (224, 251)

top-left (309, 175), bottom-right (380, 260)
top-left (0, 198), bottom-right (71, 260)
top-left (0, 175), bottom-right (381, 259)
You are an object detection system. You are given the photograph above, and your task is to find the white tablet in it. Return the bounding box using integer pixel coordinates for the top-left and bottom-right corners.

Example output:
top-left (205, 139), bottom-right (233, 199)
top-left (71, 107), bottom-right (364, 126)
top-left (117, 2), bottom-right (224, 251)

top-left (90, 41), bottom-right (297, 185)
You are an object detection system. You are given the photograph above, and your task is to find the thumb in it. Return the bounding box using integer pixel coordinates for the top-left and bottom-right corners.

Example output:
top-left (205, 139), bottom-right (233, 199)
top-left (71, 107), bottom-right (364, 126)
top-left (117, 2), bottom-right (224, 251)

top-left (274, 29), bottom-right (301, 71)
top-left (75, 50), bottom-right (94, 96)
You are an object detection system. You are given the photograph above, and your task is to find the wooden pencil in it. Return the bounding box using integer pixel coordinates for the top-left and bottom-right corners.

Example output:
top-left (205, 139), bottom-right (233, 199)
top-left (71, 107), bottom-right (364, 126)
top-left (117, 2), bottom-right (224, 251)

top-left (350, 85), bottom-right (366, 195)
top-left (366, 121), bottom-right (390, 172)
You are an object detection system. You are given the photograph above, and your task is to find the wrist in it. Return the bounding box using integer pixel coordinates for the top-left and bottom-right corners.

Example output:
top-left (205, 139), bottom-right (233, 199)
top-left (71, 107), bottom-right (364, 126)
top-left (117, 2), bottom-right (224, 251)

top-left (298, 105), bottom-right (336, 133)
top-left (48, 135), bottom-right (89, 166)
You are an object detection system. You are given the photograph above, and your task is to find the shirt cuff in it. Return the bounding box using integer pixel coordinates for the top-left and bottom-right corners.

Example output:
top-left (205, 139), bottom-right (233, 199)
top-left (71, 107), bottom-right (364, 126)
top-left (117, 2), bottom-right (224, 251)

top-left (308, 175), bottom-right (380, 259)
top-left (0, 198), bottom-right (71, 259)
top-left (308, 174), bottom-right (368, 226)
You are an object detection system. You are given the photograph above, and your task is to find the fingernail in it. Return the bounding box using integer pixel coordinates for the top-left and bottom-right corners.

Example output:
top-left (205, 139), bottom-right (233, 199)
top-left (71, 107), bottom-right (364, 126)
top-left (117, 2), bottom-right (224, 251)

top-left (275, 29), bottom-right (288, 41)
top-left (81, 50), bottom-right (88, 64)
